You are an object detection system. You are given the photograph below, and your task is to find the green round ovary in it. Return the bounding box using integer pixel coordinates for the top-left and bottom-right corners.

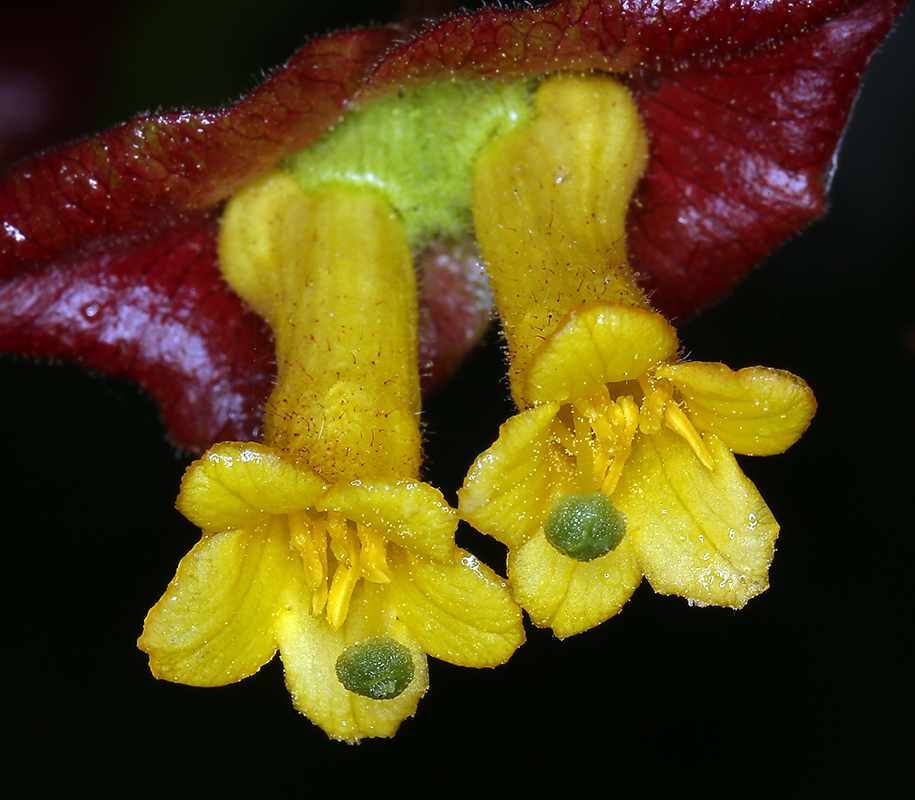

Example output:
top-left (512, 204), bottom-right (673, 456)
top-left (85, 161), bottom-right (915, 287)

top-left (334, 636), bottom-right (415, 700)
top-left (544, 492), bottom-right (626, 562)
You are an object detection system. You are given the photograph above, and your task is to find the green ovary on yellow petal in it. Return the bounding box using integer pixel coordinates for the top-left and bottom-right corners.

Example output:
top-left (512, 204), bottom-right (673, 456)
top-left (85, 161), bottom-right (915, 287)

top-left (459, 296), bottom-right (814, 631)
top-left (615, 428), bottom-right (778, 608)
top-left (509, 530), bottom-right (642, 639)
top-left (276, 582), bottom-right (430, 741)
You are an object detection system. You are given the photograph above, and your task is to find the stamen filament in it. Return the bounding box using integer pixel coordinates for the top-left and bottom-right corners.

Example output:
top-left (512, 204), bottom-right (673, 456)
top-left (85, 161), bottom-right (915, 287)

top-left (638, 375), bottom-right (671, 434)
top-left (357, 522), bottom-right (392, 584)
top-left (288, 511), bottom-right (329, 615)
top-left (599, 396), bottom-right (639, 495)
top-left (326, 561), bottom-right (361, 630)
top-left (663, 403), bottom-right (715, 470)
top-left (572, 405), bottom-right (596, 493)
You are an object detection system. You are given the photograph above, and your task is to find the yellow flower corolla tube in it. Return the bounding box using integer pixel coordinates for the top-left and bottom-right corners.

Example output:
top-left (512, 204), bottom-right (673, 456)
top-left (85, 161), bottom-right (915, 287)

top-left (459, 74), bottom-right (817, 638)
top-left (139, 175), bottom-right (524, 741)
top-left (470, 73), bottom-right (650, 402)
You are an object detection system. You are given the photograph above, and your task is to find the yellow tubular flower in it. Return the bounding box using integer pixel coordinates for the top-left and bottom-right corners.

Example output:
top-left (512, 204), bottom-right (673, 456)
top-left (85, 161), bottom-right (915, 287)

top-left (139, 174), bottom-right (524, 741)
top-left (459, 74), bottom-right (817, 638)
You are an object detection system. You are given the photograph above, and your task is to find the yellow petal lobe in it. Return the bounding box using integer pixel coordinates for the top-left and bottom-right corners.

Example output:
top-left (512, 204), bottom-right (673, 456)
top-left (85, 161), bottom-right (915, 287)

top-left (139, 517), bottom-right (297, 685)
top-left (657, 362), bottom-right (817, 456)
top-left (526, 301), bottom-right (679, 404)
top-left (616, 429), bottom-right (779, 608)
top-left (387, 548), bottom-right (525, 667)
top-left (177, 441), bottom-right (327, 532)
top-left (459, 404), bottom-right (571, 550)
top-left (276, 582), bottom-right (429, 742)
top-left (319, 479), bottom-right (457, 563)
top-left (508, 530), bottom-right (641, 639)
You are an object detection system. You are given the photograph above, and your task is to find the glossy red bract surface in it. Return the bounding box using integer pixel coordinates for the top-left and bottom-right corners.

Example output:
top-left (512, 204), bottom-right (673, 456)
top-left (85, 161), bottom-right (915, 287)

top-left (0, 0), bottom-right (904, 451)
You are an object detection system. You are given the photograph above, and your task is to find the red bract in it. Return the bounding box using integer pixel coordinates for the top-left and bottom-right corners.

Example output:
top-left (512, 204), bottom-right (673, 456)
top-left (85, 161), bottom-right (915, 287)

top-left (0, 0), bottom-right (904, 452)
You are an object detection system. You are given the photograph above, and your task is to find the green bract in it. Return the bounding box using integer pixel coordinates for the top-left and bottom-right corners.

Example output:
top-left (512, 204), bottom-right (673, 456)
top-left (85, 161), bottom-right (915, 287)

top-left (335, 637), bottom-right (415, 700)
top-left (544, 493), bottom-right (627, 562)
top-left (286, 79), bottom-right (536, 246)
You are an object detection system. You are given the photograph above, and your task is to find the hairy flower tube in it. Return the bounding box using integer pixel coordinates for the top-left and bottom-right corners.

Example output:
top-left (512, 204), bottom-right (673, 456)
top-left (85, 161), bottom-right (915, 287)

top-left (459, 74), bottom-right (817, 638)
top-left (138, 175), bottom-right (524, 741)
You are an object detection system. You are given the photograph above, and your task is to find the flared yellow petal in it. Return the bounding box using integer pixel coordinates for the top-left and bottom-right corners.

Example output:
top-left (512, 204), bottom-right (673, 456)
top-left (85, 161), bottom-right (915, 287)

top-left (177, 442), bottom-right (327, 532)
top-left (656, 363), bottom-right (817, 456)
top-left (508, 529), bottom-right (641, 639)
top-left (276, 582), bottom-right (429, 742)
top-left (318, 480), bottom-right (456, 563)
top-left (387, 548), bottom-right (525, 667)
top-left (616, 428), bottom-right (779, 608)
top-left (459, 403), bottom-right (573, 550)
top-left (138, 516), bottom-right (297, 686)
top-left (526, 302), bottom-right (679, 404)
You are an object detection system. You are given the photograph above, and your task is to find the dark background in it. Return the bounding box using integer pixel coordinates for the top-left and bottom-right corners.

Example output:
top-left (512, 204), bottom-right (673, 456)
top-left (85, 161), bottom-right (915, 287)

top-left (2, 1), bottom-right (911, 793)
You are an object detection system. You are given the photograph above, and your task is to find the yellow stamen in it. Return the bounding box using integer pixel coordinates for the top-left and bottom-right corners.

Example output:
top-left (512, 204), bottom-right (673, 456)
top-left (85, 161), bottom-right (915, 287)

top-left (572, 405), bottom-right (597, 493)
top-left (600, 396), bottom-right (639, 495)
top-left (323, 511), bottom-right (361, 628)
top-left (574, 394), bottom-right (610, 489)
top-left (581, 390), bottom-right (615, 444)
top-left (663, 403), bottom-right (715, 470)
top-left (326, 561), bottom-right (361, 630)
top-left (570, 391), bottom-right (641, 496)
top-left (287, 508), bottom-right (389, 626)
top-left (638, 374), bottom-right (672, 435)
top-left (357, 522), bottom-right (392, 584)
top-left (288, 510), bottom-right (330, 615)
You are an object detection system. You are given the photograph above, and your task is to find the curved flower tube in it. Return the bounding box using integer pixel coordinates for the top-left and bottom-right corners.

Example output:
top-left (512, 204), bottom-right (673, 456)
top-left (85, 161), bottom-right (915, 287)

top-left (139, 177), bottom-right (524, 740)
top-left (0, 1), bottom-right (899, 747)
top-left (459, 74), bottom-right (816, 638)
top-left (0, 0), bottom-right (901, 453)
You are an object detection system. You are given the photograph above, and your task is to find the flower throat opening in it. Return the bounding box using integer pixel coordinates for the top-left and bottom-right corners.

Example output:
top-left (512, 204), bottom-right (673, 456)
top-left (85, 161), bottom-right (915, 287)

top-left (287, 509), bottom-right (392, 629)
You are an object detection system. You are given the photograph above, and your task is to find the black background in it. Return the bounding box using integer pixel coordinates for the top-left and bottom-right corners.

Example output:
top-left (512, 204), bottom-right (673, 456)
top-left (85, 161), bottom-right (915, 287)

top-left (2, 2), bottom-right (912, 793)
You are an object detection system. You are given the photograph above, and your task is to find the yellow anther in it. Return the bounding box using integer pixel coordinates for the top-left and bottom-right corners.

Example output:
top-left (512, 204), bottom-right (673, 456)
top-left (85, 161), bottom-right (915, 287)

top-left (584, 401), bottom-right (615, 444)
top-left (357, 522), bottom-right (392, 584)
top-left (288, 511), bottom-right (324, 588)
top-left (572, 395), bottom-right (608, 490)
top-left (326, 511), bottom-right (356, 563)
top-left (599, 396), bottom-right (640, 495)
top-left (616, 395), bottom-right (640, 440)
top-left (638, 375), bottom-right (672, 434)
top-left (663, 403), bottom-right (715, 470)
top-left (572, 405), bottom-right (597, 492)
top-left (326, 559), bottom-right (361, 630)
top-left (288, 511), bottom-right (330, 615)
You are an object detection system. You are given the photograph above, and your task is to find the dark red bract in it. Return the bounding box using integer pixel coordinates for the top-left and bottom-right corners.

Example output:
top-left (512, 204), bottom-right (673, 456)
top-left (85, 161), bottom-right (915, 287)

top-left (0, 0), bottom-right (905, 451)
